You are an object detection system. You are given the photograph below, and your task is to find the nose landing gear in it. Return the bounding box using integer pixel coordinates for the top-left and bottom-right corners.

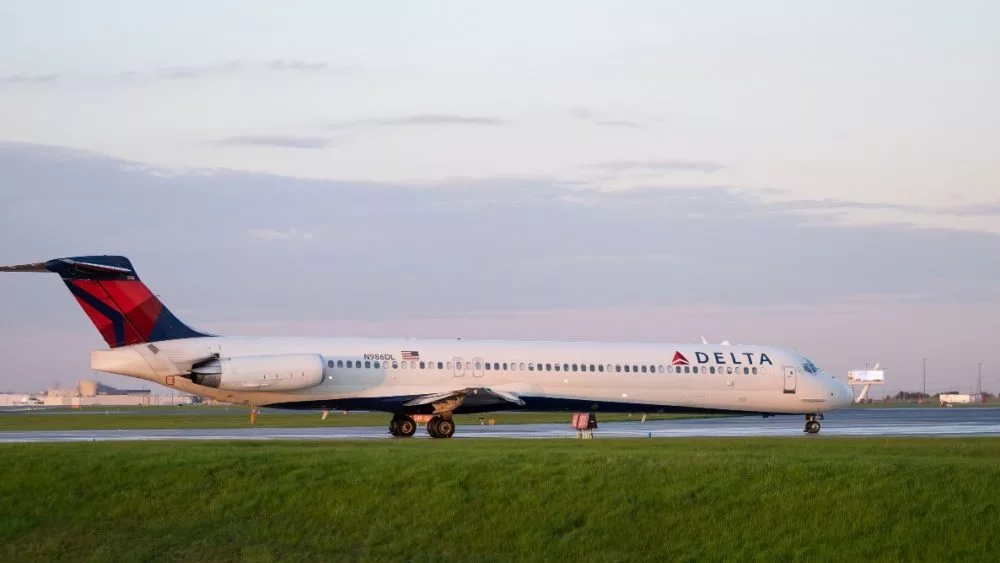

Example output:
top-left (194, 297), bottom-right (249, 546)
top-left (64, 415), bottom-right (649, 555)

top-left (804, 414), bottom-right (821, 434)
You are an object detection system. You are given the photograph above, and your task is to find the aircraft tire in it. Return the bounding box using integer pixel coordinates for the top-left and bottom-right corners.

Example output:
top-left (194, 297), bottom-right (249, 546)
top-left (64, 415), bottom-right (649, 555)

top-left (805, 420), bottom-right (821, 434)
top-left (427, 416), bottom-right (441, 438)
top-left (436, 419), bottom-right (455, 438)
top-left (388, 419), bottom-right (400, 436)
top-left (397, 417), bottom-right (417, 437)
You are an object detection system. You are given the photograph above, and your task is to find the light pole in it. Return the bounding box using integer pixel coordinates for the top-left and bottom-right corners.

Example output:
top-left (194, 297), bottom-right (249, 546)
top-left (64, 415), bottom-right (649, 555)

top-left (922, 358), bottom-right (927, 398)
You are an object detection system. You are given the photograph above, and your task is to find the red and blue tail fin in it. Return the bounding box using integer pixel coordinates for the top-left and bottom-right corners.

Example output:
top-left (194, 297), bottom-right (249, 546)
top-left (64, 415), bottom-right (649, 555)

top-left (1, 255), bottom-right (210, 348)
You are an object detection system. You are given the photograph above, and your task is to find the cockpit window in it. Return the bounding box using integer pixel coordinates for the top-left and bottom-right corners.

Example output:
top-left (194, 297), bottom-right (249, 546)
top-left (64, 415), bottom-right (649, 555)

top-left (802, 360), bottom-right (819, 374)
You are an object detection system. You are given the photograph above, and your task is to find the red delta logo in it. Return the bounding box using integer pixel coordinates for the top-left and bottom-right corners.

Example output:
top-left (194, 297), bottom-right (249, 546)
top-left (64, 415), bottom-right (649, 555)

top-left (671, 351), bottom-right (689, 366)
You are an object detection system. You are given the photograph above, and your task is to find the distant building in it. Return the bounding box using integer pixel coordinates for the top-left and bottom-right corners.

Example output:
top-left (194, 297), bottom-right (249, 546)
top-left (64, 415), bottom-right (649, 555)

top-left (939, 393), bottom-right (979, 405)
top-left (0, 393), bottom-right (35, 406)
top-left (38, 379), bottom-right (195, 407)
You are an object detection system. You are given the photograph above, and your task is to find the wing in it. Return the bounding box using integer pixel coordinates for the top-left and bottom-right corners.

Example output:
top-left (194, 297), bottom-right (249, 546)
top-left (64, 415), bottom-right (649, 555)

top-left (403, 387), bottom-right (525, 413)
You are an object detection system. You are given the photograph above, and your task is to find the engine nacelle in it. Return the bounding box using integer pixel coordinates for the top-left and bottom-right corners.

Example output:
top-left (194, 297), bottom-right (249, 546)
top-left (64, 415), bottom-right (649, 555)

top-left (190, 354), bottom-right (325, 392)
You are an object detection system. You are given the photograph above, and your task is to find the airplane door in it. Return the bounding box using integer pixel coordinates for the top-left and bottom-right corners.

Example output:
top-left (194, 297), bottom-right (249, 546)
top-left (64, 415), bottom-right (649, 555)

top-left (453, 357), bottom-right (465, 377)
top-left (783, 365), bottom-right (797, 393)
top-left (472, 357), bottom-right (485, 377)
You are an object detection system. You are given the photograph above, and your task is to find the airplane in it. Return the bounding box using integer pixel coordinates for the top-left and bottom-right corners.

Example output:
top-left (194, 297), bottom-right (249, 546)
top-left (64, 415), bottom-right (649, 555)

top-left (1, 255), bottom-right (854, 438)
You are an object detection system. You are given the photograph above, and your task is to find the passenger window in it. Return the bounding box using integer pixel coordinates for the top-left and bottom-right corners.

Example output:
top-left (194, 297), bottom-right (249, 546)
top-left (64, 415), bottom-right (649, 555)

top-left (658, 365), bottom-right (664, 373)
top-left (502, 363), bottom-right (507, 370)
top-left (743, 367), bottom-right (749, 375)
top-left (632, 365), bottom-right (638, 373)
top-left (641, 365), bottom-right (647, 373)
top-left (616, 365), bottom-right (621, 372)
top-left (684, 366), bottom-right (690, 373)
top-left (476, 362), bottom-right (482, 370)
top-left (554, 364), bottom-right (561, 371)
top-left (624, 365), bottom-right (630, 373)
top-left (529, 363), bottom-right (535, 371)
top-left (437, 362), bottom-right (443, 369)
top-left (392, 361), bottom-right (398, 369)
top-left (752, 367), bottom-right (758, 375)
top-left (447, 362), bottom-right (453, 369)
top-left (709, 367), bottom-right (715, 374)
top-left (374, 361), bottom-right (381, 368)
top-left (571, 364), bottom-right (577, 371)
top-left (337, 360), bottom-right (344, 368)
top-left (727, 367), bottom-right (733, 374)
top-left (493, 362), bottom-right (499, 370)
top-left (485, 363), bottom-right (491, 370)
top-left (598, 365), bottom-right (604, 372)
top-left (519, 362), bottom-right (526, 370)
top-left (365, 361), bottom-right (371, 368)
top-left (327, 360), bottom-right (334, 368)
top-left (419, 361), bottom-right (425, 369)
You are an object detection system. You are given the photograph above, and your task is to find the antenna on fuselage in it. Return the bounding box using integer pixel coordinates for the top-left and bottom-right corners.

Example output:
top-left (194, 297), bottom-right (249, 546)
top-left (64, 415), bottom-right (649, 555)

top-left (701, 336), bottom-right (708, 345)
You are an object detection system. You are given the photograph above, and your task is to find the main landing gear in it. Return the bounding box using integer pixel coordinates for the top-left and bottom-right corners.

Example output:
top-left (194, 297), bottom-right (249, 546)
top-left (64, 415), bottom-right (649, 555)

top-left (426, 415), bottom-right (455, 439)
top-left (388, 414), bottom-right (456, 438)
top-left (804, 414), bottom-right (821, 434)
top-left (389, 415), bottom-right (417, 438)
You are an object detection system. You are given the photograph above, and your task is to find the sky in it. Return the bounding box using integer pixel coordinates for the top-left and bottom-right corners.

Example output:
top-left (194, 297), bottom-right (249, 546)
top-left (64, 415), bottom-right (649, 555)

top-left (0, 1), bottom-right (998, 395)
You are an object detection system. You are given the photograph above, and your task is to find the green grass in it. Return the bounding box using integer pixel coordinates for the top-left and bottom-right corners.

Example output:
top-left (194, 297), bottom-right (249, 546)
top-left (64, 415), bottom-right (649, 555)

top-left (0, 408), bottom-right (709, 431)
top-left (1, 438), bottom-right (998, 562)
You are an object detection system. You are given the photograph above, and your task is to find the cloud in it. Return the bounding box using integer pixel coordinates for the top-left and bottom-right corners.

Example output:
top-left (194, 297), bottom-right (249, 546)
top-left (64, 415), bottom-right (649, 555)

top-left (1, 74), bottom-right (59, 85)
top-left (570, 107), bottom-right (640, 128)
top-left (778, 198), bottom-right (929, 214)
top-left (7, 60), bottom-right (343, 84)
top-left (947, 202), bottom-right (1000, 217)
top-left (249, 228), bottom-right (314, 241)
top-left (779, 198), bottom-right (1000, 218)
top-left (596, 120), bottom-right (639, 128)
top-left (330, 114), bottom-right (505, 130)
top-left (217, 136), bottom-right (332, 149)
top-left (155, 61), bottom-right (247, 80)
top-left (594, 159), bottom-right (726, 173)
top-left (266, 59), bottom-right (328, 71)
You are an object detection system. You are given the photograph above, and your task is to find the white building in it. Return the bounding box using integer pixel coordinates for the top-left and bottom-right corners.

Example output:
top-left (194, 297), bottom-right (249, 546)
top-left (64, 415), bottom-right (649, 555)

top-left (938, 393), bottom-right (978, 405)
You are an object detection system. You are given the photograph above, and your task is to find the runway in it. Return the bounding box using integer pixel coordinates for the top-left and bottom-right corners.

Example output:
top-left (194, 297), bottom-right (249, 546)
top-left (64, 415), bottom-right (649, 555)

top-left (1, 407), bottom-right (999, 442)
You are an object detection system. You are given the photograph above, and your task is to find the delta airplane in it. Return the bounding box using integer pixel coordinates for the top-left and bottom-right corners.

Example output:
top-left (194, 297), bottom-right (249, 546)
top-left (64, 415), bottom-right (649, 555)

top-left (2, 255), bottom-right (853, 438)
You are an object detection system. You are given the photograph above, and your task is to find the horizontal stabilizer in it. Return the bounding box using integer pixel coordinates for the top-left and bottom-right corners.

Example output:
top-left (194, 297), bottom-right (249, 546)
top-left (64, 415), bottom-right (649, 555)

top-left (0, 261), bottom-right (50, 273)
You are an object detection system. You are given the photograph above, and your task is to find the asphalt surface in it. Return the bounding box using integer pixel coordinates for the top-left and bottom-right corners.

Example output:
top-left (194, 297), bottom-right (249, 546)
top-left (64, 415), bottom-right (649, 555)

top-left (1, 407), bottom-right (998, 442)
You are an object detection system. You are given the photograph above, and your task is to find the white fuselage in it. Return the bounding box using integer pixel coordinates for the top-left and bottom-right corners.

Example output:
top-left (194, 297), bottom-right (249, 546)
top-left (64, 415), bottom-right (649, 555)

top-left (91, 336), bottom-right (854, 415)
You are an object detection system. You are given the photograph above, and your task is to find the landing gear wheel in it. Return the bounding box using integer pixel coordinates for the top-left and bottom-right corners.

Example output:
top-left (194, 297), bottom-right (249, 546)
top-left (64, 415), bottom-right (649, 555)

top-left (397, 417), bottom-right (417, 437)
top-left (426, 416), bottom-right (455, 438)
top-left (805, 420), bottom-right (821, 434)
top-left (390, 415), bottom-right (417, 437)
top-left (436, 418), bottom-right (455, 438)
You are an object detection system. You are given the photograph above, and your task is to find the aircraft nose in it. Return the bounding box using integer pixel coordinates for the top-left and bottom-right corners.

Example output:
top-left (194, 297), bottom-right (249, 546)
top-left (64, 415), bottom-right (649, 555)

top-left (833, 378), bottom-right (854, 408)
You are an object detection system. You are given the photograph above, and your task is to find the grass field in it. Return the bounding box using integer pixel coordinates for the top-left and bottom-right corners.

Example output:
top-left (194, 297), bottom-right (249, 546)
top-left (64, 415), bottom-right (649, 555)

top-left (2, 438), bottom-right (998, 562)
top-left (0, 407), bottom-right (711, 431)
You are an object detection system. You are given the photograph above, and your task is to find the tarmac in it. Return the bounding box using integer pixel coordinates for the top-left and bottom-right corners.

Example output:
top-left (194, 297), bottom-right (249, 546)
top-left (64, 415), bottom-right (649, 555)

top-left (1, 407), bottom-right (999, 442)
